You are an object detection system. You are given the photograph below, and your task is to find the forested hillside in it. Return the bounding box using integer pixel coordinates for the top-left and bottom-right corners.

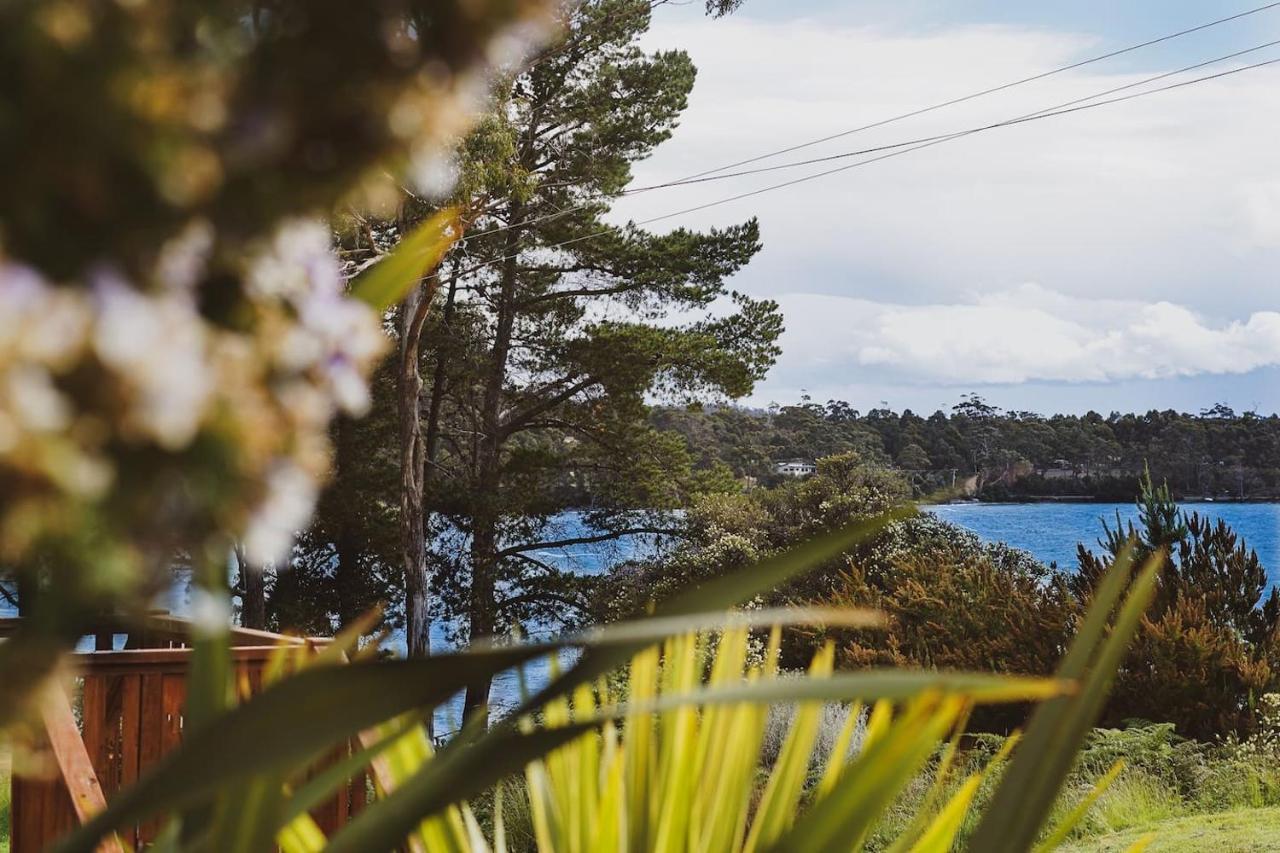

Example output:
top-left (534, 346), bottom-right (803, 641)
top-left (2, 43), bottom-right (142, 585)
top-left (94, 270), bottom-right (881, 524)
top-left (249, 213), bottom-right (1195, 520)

top-left (653, 396), bottom-right (1280, 499)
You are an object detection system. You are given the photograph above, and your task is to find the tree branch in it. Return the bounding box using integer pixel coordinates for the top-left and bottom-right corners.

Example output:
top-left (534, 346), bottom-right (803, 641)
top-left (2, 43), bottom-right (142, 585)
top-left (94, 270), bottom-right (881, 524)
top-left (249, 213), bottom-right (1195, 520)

top-left (497, 589), bottom-right (589, 614)
top-left (497, 526), bottom-right (681, 558)
top-left (516, 282), bottom-right (641, 307)
top-left (500, 375), bottom-right (597, 437)
top-left (0, 579), bottom-right (18, 609)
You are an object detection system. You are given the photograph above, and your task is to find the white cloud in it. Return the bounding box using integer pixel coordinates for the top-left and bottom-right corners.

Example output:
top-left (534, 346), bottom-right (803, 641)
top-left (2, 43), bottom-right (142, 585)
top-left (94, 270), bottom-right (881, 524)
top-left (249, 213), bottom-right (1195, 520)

top-left (615, 14), bottom-right (1280, 320)
top-left (1239, 180), bottom-right (1280, 248)
top-left (772, 284), bottom-right (1280, 386)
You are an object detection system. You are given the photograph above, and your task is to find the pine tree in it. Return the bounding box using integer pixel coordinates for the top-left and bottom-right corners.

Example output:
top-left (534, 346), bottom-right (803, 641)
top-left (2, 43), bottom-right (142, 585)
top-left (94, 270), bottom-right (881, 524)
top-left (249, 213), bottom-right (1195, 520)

top-left (1074, 465), bottom-right (1280, 736)
top-left (419, 0), bottom-right (783, 720)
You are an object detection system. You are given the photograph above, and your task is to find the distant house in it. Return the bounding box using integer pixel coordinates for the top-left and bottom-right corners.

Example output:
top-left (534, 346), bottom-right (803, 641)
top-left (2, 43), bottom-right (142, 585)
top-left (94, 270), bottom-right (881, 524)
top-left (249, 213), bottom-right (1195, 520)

top-left (1042, 459), bottom-right (1077, 480)
top-left (774, 459), bottom-right (816, 477)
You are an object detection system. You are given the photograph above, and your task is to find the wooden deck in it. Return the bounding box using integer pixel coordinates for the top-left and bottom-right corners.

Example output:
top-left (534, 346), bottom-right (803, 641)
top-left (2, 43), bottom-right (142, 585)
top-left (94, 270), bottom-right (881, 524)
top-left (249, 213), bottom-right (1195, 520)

top-left (3, 614), bottom-right (370, 852)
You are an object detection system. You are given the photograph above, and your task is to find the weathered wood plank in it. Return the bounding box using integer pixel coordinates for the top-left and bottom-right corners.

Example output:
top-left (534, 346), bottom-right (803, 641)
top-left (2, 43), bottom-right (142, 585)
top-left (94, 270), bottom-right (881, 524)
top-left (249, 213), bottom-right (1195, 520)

top-left (76, 646), bottom-right (303, 674)
top-left (118, 674), bottom-right (141, 789)
top-left (137, 672), bottom-right (165, 843)
top-left (38, 684), bottom-right (127, 853)
top-left (160, 674), bottom-right (184, 753)
top-left (10, 774), bottom-right (43, 853)
top-left (81, 676), bottom-right (106, 778)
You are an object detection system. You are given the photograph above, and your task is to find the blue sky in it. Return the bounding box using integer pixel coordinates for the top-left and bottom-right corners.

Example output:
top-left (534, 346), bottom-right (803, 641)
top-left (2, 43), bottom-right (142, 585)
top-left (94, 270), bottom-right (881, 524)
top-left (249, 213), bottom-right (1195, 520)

top-left (610, 1), bottom-right (1280, 416)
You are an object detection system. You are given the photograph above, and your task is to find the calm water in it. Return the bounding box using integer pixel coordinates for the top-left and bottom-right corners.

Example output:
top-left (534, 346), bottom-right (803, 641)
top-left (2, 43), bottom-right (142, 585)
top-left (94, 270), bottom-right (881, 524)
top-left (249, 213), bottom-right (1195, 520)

top-left (930, 501), bottom-right (1280, 583)
top-left (0, 514), bottom-right (667, 726)
top-left (9, 503), bottom-right (1278, 723)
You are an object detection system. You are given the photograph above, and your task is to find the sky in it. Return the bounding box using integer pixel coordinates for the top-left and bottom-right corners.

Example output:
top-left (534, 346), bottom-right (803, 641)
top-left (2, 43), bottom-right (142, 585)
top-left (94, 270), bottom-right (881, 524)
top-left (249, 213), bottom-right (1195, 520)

top-left (609, 0), bottom-right (1280, 416)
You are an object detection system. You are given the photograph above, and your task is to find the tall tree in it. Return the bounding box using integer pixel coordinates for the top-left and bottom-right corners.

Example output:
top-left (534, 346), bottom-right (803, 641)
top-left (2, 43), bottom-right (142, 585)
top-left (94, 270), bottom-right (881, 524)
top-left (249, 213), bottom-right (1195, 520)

top-left (274, 361), bottom-right (402, 636)
top-left (1074, 471), bottom-right (1280, 736)
top-left (421, 0), bottom-right (782, 720)
top-left (232, 545), bottom-right (267, 630)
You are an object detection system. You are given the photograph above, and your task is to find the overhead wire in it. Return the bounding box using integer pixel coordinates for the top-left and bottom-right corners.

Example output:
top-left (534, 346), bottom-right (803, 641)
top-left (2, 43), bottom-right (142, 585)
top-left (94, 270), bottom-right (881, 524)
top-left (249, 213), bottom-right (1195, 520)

top-left (624, 37), bottom-right (1280, 190)
top-left (452, 3), bottom-right (1280, 249)
top-left (441, 47), bottom-right (1280, 281)
top-left (624, 54), bottom-right (1280, 229)
top-left (678, 0), bottom-right (1280, 180)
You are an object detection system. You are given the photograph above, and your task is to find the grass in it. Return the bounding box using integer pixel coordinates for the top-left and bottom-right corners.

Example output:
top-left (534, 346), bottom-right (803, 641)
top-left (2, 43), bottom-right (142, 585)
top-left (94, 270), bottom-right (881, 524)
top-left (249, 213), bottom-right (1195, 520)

top-left (1065, 769), bottom-right (1182, 837)
top-left (851, 716), bottom-right (1280, 852)
top-left (1061, 806), bottom-right (1280, 852)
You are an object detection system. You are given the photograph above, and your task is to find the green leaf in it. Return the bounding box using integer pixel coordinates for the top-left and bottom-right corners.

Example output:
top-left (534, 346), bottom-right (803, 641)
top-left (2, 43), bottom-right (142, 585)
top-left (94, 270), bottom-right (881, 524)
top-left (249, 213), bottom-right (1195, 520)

top-left (518, 508), bottom-right (911, 718)
top-left (325, 668), bottom-right (1066, 853)
top-left (349, 209), bottom-right (460, 310)
top-left (967, 550), bottom-right (1161, 852)
top-left (325, 723), bottom-right (602, 853)
top-left (616, 670), bottom-right (1070, 715)
top-left (765, 694), bottom-right (966, 852)
top-left (742, 646), bottom-right (834, 851)
top-left (908, 774), bottom-right (982, 853)
top-left (178, 554), bottom-right (234, 846)
top-left (279, 718), bottom-right (418, 826)
top-left (1032, 760), bottom-right (1126, 853)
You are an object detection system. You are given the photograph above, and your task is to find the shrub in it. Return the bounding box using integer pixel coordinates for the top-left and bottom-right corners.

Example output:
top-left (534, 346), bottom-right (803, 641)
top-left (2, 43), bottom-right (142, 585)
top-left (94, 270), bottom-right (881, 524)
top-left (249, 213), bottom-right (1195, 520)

top-left (759, 695), bottom-right (864, 782)
top-left (1076, 471), bottom-right (1280, 738)
top-left (1112, 596), bottom-right (1272, 739)
top-left (822, 515), bottom-right (1075, 731)
top-left (594, 452), bottom-right (913, 625)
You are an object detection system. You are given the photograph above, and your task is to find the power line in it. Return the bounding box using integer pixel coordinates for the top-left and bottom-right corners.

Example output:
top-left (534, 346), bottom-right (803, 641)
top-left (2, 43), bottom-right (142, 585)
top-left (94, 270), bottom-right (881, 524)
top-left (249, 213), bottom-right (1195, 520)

top-left (454, 4), bottom-right (1280, 248)
top-left (679, 0), bottom-right (1280, 180)
top-left (624, 37), bottom-right (1280, 191)
top-left (445, 49), bottom-right (1280, 281)
top-left (625, 54), bottom-right (1280, 231)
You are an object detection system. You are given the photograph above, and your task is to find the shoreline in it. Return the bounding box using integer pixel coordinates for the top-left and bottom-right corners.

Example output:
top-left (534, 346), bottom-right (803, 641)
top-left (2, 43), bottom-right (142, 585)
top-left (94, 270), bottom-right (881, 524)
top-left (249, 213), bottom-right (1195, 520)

top-left (921, 496), bottom-right (1280, 507)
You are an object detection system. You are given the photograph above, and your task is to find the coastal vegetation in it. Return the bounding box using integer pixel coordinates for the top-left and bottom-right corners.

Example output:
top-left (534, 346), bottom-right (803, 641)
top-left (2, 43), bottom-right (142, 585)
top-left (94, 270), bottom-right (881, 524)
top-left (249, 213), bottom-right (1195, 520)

top-left (654, 397), bottom-right (1280, 500)
top-left (605, 461), bottom-right (1280, 739)
top-left (1, 0), bottom-right (1278, 851)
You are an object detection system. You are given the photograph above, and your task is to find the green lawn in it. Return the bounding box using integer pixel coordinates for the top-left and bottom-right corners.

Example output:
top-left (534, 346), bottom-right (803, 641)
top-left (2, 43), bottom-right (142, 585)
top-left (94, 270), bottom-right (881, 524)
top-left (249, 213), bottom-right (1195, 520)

top-left (1063, 807), bottom-right (1280, 852)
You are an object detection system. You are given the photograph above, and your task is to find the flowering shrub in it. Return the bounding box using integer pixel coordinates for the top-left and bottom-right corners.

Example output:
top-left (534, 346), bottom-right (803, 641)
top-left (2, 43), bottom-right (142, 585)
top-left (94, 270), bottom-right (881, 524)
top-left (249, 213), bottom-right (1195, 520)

top-left (0, 0), bottom-right (558, 720)
top-left (1, 222), bottom-right (383, 573)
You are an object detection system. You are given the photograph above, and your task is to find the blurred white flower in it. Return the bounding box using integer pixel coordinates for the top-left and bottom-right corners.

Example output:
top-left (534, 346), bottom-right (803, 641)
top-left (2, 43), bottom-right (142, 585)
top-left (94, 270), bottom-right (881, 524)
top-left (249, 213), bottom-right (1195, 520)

top-left (247, 220), bottom-right (342, 301)
top-left (92, 269), bottom-right (213, 449)
top-left (6, 365), bottom-right (71, 431)
top-left (409, 148), bottom-right (460, 200)
top-left (188, 586), bottom-right (233, 638)
top-left (295, 291), bottom-right (386, 415)
top-left (0, 260), bottom-right (46, 305)
top-left (23, 290), bottom-right (91, 369)
top-left (325, 354), bottom-right (371, 414)
top-left (155, 220), bottom-right (214, 293)
top-left (57, 454), bottom-right (114, 499)
top-left (243, 462), bottom-right (317, 565)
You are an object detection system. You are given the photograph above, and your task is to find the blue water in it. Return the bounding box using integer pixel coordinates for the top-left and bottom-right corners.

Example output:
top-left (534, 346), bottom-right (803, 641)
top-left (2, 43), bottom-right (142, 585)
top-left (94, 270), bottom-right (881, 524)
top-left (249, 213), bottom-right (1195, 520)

top-left (929, 502), bottom-right (1280, 584)
top-left (0, 513), bottom-right (668, 726)
top-left (9, 503), bottom-right (1277, 724)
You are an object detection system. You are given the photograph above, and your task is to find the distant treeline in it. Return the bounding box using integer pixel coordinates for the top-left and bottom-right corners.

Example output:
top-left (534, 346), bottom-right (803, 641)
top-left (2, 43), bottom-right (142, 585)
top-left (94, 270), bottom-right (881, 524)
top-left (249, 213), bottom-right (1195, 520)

top-left (652, 395), bottom-right (1280, 500)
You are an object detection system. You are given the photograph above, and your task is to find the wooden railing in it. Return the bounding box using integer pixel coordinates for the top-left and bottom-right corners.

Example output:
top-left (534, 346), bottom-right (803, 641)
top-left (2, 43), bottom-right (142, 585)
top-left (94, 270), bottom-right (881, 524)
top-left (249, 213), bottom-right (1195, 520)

top-left (6, 618), bottom-right (370, 852)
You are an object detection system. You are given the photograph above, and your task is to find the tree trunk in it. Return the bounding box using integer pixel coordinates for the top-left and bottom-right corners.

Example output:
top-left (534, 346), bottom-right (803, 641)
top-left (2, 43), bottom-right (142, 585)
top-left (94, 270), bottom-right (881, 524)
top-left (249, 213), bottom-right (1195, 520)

top-left (462, 514), bottom-right (498, 722)
top-left (332, 414), bottom-right (365, 630)
top-left (421, 266), bottom-right (459, 488)
top-left (233, 545), bottom-right (267, 630)
top-left (462, 207), bottom-right (523, 726)
top-left (399, 282), bottom-right (432, 661)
